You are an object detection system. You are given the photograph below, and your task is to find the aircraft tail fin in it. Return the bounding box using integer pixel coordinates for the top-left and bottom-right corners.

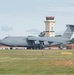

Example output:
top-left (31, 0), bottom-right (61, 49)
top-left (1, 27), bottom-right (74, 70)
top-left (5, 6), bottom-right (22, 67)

top-left (62, 25), bottom-right (74, 39)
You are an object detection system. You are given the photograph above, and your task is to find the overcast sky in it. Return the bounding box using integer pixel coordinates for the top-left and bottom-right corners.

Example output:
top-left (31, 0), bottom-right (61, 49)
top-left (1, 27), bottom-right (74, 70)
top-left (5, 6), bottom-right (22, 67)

top-left (0, 0), bottom-right (74, 39)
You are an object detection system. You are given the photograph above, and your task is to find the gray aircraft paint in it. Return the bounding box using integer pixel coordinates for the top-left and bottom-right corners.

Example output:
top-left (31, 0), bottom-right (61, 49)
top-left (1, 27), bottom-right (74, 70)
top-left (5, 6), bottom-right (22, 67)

top-left (0, 25), bottom-right (74, 49)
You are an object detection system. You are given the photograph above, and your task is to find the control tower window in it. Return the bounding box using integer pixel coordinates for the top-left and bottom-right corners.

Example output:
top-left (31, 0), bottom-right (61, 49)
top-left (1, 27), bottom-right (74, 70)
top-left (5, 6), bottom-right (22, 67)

top-left (51, 27), bottom-right (53, 31)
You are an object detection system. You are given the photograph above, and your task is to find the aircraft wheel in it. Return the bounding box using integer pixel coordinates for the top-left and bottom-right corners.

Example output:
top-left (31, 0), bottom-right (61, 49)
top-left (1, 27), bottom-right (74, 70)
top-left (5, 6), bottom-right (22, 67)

top-left (27, 47), bottom-right (31, 49)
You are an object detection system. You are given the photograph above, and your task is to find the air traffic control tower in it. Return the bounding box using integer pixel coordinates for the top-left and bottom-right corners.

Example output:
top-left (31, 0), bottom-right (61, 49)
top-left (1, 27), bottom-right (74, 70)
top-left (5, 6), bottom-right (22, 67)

top-left (44, 16), bottom-right (56, 37)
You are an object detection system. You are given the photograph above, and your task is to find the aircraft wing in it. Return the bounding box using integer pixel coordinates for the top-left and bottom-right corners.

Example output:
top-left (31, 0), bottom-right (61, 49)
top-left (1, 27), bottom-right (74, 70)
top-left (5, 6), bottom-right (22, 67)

top-left (27, 36), bottom-right (63, 43)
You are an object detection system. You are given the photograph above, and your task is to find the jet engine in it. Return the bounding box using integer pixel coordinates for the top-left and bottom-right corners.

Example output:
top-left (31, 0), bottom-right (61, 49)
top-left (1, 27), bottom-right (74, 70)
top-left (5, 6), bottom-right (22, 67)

top-left (32, 41), bottom-right (44, 49)
top-left (43, 41), bottom-right (51, 47)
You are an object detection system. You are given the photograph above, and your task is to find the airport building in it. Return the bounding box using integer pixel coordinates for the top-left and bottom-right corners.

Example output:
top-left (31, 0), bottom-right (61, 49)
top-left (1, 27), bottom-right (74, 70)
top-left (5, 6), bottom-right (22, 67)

top-left (44, 16), bottom-right (56, 37)
top-left (66, 44), bottom-right (74, 50)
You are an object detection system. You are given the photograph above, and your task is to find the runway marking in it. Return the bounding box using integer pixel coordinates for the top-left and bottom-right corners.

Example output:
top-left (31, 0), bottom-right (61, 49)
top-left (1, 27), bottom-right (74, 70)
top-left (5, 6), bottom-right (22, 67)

top-left (61, 52), bottom-right (72, 55)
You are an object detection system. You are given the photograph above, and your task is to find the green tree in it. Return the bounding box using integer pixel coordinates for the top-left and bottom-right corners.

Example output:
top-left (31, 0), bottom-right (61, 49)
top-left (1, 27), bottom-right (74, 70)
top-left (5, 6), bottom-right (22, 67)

top-left (39, 31), bottom-right (45, 37)
top-left (70, 38), bottom-right (74, 43)
top-left (55, 35), bottom-right (62, 37)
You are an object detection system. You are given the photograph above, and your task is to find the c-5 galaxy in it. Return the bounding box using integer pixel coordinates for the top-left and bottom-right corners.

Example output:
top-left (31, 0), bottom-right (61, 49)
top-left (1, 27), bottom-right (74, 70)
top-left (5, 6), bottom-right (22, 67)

top-left (0, 25), bottom-right (74, 49)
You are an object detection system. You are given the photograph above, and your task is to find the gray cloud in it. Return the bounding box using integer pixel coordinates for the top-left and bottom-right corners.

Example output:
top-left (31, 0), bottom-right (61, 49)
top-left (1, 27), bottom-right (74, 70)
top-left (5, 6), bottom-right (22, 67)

top-left (26, 29), bottom-right (40, 35)
top-left (1, 25), bottom-right (13, 32)
top-left (41, 6), bottom-right (74, 13)
top-left (68, 0), bottom-right (74, 3)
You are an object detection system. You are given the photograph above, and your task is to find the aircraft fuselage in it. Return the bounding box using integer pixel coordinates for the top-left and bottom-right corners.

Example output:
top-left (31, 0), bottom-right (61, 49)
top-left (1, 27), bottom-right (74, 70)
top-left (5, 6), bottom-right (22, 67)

top-left (0, 36), bottom-right (69, 49)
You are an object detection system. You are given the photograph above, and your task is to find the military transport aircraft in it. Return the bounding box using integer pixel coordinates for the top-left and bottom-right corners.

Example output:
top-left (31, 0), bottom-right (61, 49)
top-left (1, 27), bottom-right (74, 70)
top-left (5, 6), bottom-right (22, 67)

top-left (0, 25), bottom-right (74, 49)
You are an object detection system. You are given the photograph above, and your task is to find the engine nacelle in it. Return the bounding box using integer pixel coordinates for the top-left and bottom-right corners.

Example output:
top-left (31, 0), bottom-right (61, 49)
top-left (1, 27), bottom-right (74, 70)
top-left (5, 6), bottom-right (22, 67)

top-left (34, 40), bottom-right (40, 45)
top-left (32, 41), bottom-right (51, 49)
top-left (44, 41), bottom-right (50, 47)
top-left (32, 41), bottom-right (45, 49)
